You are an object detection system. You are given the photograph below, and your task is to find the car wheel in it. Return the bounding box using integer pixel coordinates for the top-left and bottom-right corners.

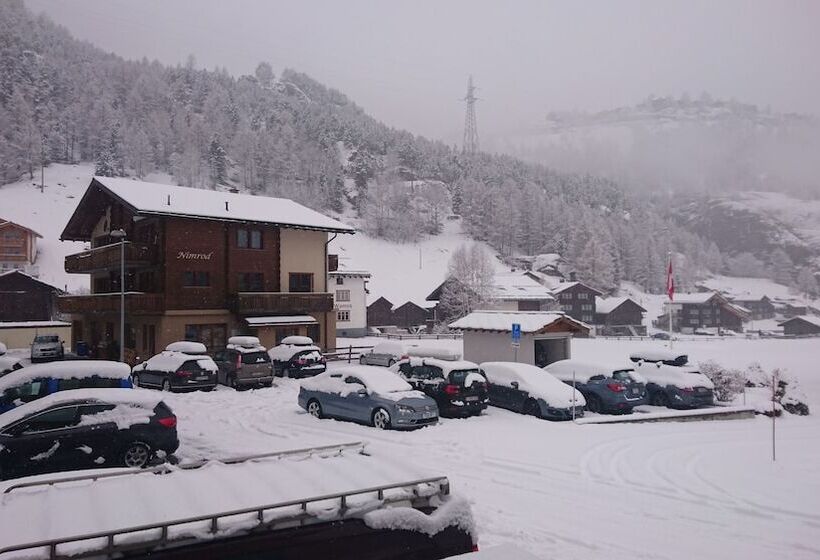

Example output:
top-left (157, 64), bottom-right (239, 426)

top-left (161, 379), bottom-right (172, 392)
top-left (307, 400), bottom-right (323, 418)
top-left (387, 359), bottom-right (396, 367)
top-left (131, 374), bottom-right (140, 388)
top-left (524, 399), bottom-right (541, 418)
top-left (123, 443), bottom-right (152, 468)
top-left (586, 395), bottom-right (602, 413)
top-left (228, 375), bottom-right (238, 389)
top-left (372, 408), bottom-right (391, 430)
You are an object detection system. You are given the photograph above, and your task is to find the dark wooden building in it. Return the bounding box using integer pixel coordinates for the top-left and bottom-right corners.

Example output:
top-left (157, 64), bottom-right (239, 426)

top-left (779, 315), bottom-right (820, 336)
top-left (366, 297), bottom-right (395, 327)
top-left (731, 296), bottom-right (775, 320)
top-left (392, 301), bottom-right (432, 329)
top-left (659, 292), bottom-right (749, 333)
top-left (594, 297), bottom-right (647, 336)
top-left (0, 270), bottom-right (63, 322)
top-left (552, 281), bottom-right (603, 325)
top-left (58, 177), bottom-right (353, 361)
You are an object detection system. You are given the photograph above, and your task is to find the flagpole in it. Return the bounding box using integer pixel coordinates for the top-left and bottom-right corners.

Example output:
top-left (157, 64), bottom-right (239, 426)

top-left (668, 251), bottom-right (673, 350)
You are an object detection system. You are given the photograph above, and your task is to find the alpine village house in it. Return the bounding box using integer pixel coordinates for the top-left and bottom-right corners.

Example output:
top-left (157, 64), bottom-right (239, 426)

top-left (59, 177), bottom-right (354, 362)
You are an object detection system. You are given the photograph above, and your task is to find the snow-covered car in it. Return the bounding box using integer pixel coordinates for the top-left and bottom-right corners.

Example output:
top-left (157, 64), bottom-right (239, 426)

top-left (544, 359), bottom-right (646, 414)
top-left (268, 336), bottom-right (326, 378)
top-left (390, 357), bottom-right (488, 418)
top-left (30, 334), bottom-right (64, 363)
top-left (480, 362), bottom-right (586, 421)
top-left (629, 349), bottom-right (688, 367)
top-left (131, 341), bottom-right (217, 392)
top-left (0, 355), bottom-right (24, 377)
top-left (213, 336), bottom-right (274, 389)
top-left (634, 362), bottom-right (715, 408)
top-left (358, 341), bottom-right (409, 367)
top-left (0, 388), bottom-right (178, 480)
top-left (651, 332), bottom-right (671, 341)
top-left (0, 361), bottom-right (132, 413)
top-left (298, 366), bottom-right (439, 430)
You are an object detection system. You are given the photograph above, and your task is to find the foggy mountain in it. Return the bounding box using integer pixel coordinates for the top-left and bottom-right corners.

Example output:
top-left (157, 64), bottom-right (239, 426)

top-left (1, 0), bottom-right (817, 296)
top-left (488, 94), bottom-right (820, 199)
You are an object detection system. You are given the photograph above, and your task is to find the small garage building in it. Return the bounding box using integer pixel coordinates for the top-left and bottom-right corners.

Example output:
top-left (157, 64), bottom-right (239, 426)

top-left (779, 315), bottom-right (820, 336)
top-left (449, 310), bottom-right (590, 367)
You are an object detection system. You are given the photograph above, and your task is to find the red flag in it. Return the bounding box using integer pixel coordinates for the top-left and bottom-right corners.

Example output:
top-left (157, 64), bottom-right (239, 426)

top-left (666, 257), bottom-right (675, 301)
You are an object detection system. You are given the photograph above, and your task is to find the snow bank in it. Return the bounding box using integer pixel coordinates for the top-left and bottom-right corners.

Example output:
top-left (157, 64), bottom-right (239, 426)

top-left (480, 362), bottom-right (585, 408)
top-left (363, 495), bottom-right (476, 541)
top-left (0, 360), bottom-right (131, 392)
top-left (0, 342), bottom-right (6, 355)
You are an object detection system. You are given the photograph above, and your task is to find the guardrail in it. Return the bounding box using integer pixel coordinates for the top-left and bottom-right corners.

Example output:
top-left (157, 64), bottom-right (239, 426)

top-left (2, 441), bottom-right (365, 496)
top-left (0, 475), bottom-right (450, 560)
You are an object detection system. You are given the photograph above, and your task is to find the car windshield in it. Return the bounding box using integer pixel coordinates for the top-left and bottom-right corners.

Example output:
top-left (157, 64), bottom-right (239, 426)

top-left (241, 351), bottom-right (270, 364)
top-left (34, 336), bottom-right (59, 343)
top-left (612, 370), bottom-right (638, 382)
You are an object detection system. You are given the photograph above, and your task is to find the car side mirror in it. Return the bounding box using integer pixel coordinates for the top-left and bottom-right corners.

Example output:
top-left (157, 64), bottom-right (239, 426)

top-left (511, 381), bottom-right (519, 389)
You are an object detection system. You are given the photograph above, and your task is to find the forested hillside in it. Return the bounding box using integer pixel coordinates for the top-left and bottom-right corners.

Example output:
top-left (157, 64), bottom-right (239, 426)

top-left (1, 0), bottom-right (814, 296)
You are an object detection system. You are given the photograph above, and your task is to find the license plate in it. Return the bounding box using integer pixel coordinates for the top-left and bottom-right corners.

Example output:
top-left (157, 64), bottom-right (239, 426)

top-left (196, 375), bottom-right (209, 381)
top-left (422, 412), bottom-right (436, 419)
top-left (466, 396), bottom-right (479, 402)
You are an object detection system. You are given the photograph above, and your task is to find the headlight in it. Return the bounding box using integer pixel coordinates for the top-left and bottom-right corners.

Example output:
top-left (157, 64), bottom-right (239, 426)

top-left (396, 404), bottom-right (415, 414)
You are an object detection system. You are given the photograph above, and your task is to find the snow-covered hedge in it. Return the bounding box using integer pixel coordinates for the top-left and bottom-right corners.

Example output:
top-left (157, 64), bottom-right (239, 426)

top-left (701, 361), bottom-right (810, 416)
top-left (698, 360), bottom-right (746, 402)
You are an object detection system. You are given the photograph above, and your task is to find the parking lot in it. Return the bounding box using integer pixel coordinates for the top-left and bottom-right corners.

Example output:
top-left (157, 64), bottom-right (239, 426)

top-left (144, 337), bottom-right (820, 560)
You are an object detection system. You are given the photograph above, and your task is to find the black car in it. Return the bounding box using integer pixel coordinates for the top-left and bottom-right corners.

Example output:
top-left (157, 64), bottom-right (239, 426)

top-left (131, 342), bottom-right (218, 392)
top-left (390, 357), bottom-right (488, 418)
top-left (0, 388), bottom-right (179, 480)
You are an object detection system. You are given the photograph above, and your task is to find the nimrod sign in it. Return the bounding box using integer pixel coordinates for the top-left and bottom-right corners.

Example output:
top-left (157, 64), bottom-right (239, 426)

top-left (176, 251), bottom-right (214, 260)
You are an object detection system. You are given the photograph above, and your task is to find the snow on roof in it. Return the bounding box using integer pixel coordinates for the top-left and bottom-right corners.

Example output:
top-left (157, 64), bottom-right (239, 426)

top-left (246, 315), bottom-right (317, 327)
top-left (669, 292), bottom-right (720, 304)
top-left (406, 346), bottom-right (462, 361)
top-left (0, 388), bottom-right (162, 429)
top-left (0, 361), bottom-right (131, 392)
top-left (544, 359), bottom-right (636, 383)
top-left (779, 315), bottom-right (820, 328)
top-left (0, 218), bottom-right (42, 238)
top-left (595, 296), bottom-right (645, 314)
top-left (404, 358), bottom-right (480, 375)
top-left (479, 362), bottom-right (584, 408)
top-left (550, 281), bottom-right (603, 296)
top-left (448, 311), bottom-right (588, 333)
top-left (329, 269), bottom-right (371, 278)
top-left (0, 447), bottom-right (442, 552)
top-left (0, 320), bottom-right (71, 329)
top-left (490, 272), bottom-right (554, 301)
top-left (91, 177), bottom-right (354, 233)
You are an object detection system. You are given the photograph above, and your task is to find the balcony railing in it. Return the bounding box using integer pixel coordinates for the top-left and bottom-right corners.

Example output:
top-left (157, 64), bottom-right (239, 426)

top-left (58, 293), bottom-right (165, 315)
top-left (230, 292), bottom-right (334, 315)
top-left (65, 242), bottom-right (158, 274)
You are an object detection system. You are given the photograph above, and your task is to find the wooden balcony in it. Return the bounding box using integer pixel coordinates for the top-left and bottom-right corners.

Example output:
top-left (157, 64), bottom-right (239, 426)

top-left (65, 242), bottom-right (158, 274)
top-left (58, 293), bottom-right (165, 315)
top-left (230, 292), bottom-right (334, 315)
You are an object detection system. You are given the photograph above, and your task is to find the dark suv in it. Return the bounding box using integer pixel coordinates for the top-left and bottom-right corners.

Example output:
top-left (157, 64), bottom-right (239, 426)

top-left (131, 342), bottom-right (218, 392)
top-left (213, 337), bottom-right (274, 389)
top-left (0, 388), bottom-right (179, 480)
top-left (390, 357), bottom-right (488, 418)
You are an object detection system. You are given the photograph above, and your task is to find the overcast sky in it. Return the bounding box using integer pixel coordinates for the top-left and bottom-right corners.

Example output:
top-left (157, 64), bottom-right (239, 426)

top-left (26, 0), bottom-right (820, 145)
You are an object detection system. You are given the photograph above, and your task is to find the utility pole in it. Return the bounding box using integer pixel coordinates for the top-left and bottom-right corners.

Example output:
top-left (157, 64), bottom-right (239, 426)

top-left (462, 75), bottom-right (479, 154)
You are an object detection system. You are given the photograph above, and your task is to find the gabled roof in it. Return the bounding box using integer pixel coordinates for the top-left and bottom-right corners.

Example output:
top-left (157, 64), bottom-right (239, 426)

top-left (668, 292), bottom-right (721, 304)
top-left (62, 177), bottom-right (354, 240)
top-left (491, 272), bottom-right (554, 302)
top-left (595, 296), bottom-right (646, 315)
top-left (448, 310), bottom-right (589, 334)
top-left (778, 315), bottom-right (820, 329)
top-left (0, 270), bottom-right (64, 293)
top-left (368, 296), bottom-right (394, 308)
top-left (0, 218), bottom-right (42, 238)
top-left (550, 281), bottom-right (604, 296)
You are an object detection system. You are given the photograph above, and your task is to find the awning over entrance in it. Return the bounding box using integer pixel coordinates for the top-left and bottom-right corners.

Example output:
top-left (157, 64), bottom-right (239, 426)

top-left (245, 315), bottom-right (318, 327)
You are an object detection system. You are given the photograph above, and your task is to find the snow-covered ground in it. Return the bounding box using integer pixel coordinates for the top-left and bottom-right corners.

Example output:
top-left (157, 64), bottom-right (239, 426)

top-left (2, 337), bottom-right (804, 559)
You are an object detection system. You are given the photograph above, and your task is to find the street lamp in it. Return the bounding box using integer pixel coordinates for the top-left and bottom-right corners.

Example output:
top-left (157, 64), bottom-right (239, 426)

top-left (110, 228), bottom-right (127, 363)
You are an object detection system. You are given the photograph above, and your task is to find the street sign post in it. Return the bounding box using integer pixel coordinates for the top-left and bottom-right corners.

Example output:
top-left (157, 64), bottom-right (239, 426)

top-left (511, 323), bottom-right (521, 361)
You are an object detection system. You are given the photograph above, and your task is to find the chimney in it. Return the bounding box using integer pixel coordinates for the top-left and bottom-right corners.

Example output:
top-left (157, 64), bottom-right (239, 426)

top-left (225, 201), bottom-right (229, 211)
top-left (166, 194), bottom-right (171, 206)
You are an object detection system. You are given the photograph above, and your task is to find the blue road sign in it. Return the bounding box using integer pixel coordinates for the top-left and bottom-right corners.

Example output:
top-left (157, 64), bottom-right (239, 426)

top-left (511, 323), bottom-right (521, 344)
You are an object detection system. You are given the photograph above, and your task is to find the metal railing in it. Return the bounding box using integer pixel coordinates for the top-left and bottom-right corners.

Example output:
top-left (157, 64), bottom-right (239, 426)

top-left (0, 474), bottom-right (449, 560)
top-left (324, 345), bottom-right (374, 363)
top-left (2, 441), bottom-right (365, 496)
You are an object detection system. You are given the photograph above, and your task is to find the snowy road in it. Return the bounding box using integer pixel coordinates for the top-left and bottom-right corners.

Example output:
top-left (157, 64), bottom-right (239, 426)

top-left (161, 349), bottom-right (820, 560)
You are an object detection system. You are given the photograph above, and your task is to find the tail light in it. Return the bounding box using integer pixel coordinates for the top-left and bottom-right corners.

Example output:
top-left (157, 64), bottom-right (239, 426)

top-left (471, 544), bottom-right (480, 552)
top-left (606, 383), bottom-right (625, 393)
top-left (235, 354), bottom-right (242, 370)
top-left (296, 357), bottom-right (307, 365)
top-left (401, 354), bottom-right (409, 360)
top-left (443, 384), bottom-right (460, 395)
top-left (175, 369), bottom-right (192, 377)
top-left (158, 416), bottom-right (177, 428)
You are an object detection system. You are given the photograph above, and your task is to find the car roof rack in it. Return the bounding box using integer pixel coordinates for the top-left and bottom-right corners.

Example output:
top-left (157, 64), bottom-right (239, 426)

top-left (0, 474), bottom-right (450, 560)
top-left (2, 441), bottom-right (366, 496)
